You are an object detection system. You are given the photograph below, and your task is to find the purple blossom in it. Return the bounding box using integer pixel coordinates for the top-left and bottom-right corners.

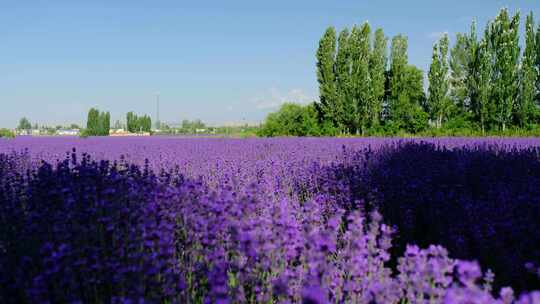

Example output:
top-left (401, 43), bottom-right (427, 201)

top-left (0, 137), bottom-right (539, 303)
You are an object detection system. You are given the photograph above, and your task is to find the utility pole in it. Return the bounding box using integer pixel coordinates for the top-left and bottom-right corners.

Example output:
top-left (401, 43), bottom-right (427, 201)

top-left (156, 92), bottom-right (160, 130)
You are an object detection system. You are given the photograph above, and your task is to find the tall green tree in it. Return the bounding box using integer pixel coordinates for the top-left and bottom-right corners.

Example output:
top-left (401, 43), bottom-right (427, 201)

top-left (465, 20), bottom-right (495, 133)
top-left (142, 115), bottom-right (152, 132)
top-left (465, 21), bottom-right (481, 121)
top-left (387, 34), bottom-right (427, 132)
top-left (350, 23), bottom-right (372, 134)
top-left (98, 111), bottom-right (110, 135)
top-left (474, 39), bottom-right (493, 134)
top-left (106, 112), bottom-right (111, 134)
top-left (316, 27), bottom-right (338, 125)
top-left (449, 33), bottom-right (471, 113)
top-left (404, 65), bottom-right (429, 132)
top-left (369, 28), bottom-right (388, 128)
top-left (98, 112), bottom-right (105, 135)
top-left (388, 34), bottom-right (409, 121)
top-left (536, 22), bottom-right (540, 105)
top-left (17, 117), bottom-right (32, 131)
top-left (126, 112), bottom-right (134, 133)
top-left (86, 108), bottom-right (109, 136)
top-left (490, 9), bottom-right (521, 131)
top-left (86, 108), bottom-right (100, 135)
top-left (518, 12), bottom-right (538, 126)
top-left (428, 34), bottom-right (451, 128)
top-left (335, 28), bottom-right (354, 132)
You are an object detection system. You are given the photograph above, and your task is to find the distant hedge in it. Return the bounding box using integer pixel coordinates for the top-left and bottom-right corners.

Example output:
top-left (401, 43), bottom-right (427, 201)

top-left (0, 129), bottom-right (15, 138)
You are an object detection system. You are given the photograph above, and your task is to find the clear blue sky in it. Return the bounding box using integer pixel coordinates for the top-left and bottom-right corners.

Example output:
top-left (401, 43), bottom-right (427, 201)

top-left (1, 1), bottom-right (539, 128)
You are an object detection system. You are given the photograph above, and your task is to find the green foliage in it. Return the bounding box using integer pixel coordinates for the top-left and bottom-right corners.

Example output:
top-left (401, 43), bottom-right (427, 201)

top-left (179, 119), bottom-right (206, 134)
top-left (449, 33), bottom-right (470, 113)
top-left (113, 120), bottom-right (122, 130)
top-left (79, 129), bottom-right (90, 138)
top-left (86, 108), bottom-right (100, 135)
top-left (316, 24), bottom-right (392, 135)
top-left (207, 125), bottom-right (259, 137)
top-left (335, 28), bottom-right (353, 132)
top-left (316, 27), bottom-right (338, 126)
top-left (388, 34), bottom-right (409, 114)
top-left (126, 112), bottom-right (152, 133)
top-left (98, 111), bottom-right (110, 136)
top-left (263, 8), bottom-right (540, 138)
top-left (258, 103), bottom-right (321, 137)
top-left (0, 128), bottom-right (15, 138)
top-left (370, 28), bottom-right (388, 128)
top-left (388, 64), bottom-right (428, 133)
top-left (428, 34), bottom-right (452, 128)
top-left (386, 35), bottom-right (429, 133)
top-left (17, 117), bottom-right (32, 131)
top-left (490, 9), bottom-right (521, 131)
top-left (86, 108), bottom-right (110, 136)
top-left (518, 12), bottom-right (538, 127)
top-left (127, 112), bottom-right (135, 133)
top-left (350, 23), bottom-right (372, 135)
top-left (474, 39), bottom-right (493, 134)
top-left (536, 21), bottom-right (540, 105)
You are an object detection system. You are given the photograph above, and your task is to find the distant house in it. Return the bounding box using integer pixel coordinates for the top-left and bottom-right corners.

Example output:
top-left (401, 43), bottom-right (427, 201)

top-left (110, 129), bottom-right (129, 136)
top-left (110, 129), bottom-right (150, 136)
top-left (195, 128), bottom-right (207, 133)
top-left (56, 129), bottom-right (80, 136)
top-left (16, 129), bottom-right (31, 136)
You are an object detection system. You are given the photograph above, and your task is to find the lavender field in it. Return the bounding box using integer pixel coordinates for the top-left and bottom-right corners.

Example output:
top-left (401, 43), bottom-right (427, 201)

top-left (1, 136), bottom-right (540, 303)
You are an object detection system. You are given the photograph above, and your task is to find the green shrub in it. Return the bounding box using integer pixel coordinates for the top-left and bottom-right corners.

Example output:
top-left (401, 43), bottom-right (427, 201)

top-left (258, 103), bottom-right (322, 137)
top-left (0, 129), bottom-right (15, 138)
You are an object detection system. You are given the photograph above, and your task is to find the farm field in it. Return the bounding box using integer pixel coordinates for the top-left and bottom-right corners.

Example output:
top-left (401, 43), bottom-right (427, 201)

top-left (1, 136), bottom-right (539, 303)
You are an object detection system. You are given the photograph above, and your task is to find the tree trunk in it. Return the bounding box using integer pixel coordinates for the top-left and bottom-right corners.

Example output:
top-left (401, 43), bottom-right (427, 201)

top-left (481, 118), bottom-right (485, 135)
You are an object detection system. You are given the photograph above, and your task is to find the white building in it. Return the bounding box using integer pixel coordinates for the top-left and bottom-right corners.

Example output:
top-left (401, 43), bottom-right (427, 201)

top-left (56, 129), bottom-right (80, 136)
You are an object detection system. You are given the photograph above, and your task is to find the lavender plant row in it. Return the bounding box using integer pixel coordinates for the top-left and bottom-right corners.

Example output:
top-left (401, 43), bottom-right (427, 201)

top-left (0, 136), bottom-right (539, 303)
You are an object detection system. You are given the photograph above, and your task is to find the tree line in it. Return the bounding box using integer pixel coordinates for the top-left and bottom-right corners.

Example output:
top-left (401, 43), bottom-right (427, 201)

top-left (427, 9), bottom-right (539, 133)
top-left (85, 108), bottom-right (111, 136)
top-left (84, 109), bottom-right (152, 136)
top-left (260, 8), bottom-right (540, 136)
top-left (126, 112), bottom-right (152, 133)
top-left (257, 103), bottom-right (321, 137)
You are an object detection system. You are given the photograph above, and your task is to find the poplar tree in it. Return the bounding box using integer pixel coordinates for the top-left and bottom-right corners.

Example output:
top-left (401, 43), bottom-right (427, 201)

top-left (536, 22), bottom-right (540, 105)
top-left (491, 9), bottom-right (520, 131)
top-left (141, 115), bottom-right (152, 132)
top-left (103, 111), bottom-right (111, 135)
top-left (386, 33), bottom-right (427, 132)
top-left (391, 64), bottom-right (428, 133)
top-left (335, 28), bottom-right (354, 132)
top-left (369, 28), bottom-right (387, 127)
top-left (465, 21), bottom-right (480, 118)
top-left (98, 112), bottom-right (105, 135)
top-left (127, 112), bottom-right (136, 133)
top-left (316, 27), bottom-right (338, 125)
top-left (17, 117), bottom-right (32, 131)
top-left (350, 22), bottom-right (372, 134)
top-left (518, 12), bottom-right (538, 126)
top-left (475, 39), bottom-right (493, 134)
top-left (449, 33), bottom-right (470, 113)
top-left (428, 34), bottom-right (451, 128)
top-left (388, 34), bottom-right (409, 123)
top-left (86, 108), bottom-right (100, 136)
